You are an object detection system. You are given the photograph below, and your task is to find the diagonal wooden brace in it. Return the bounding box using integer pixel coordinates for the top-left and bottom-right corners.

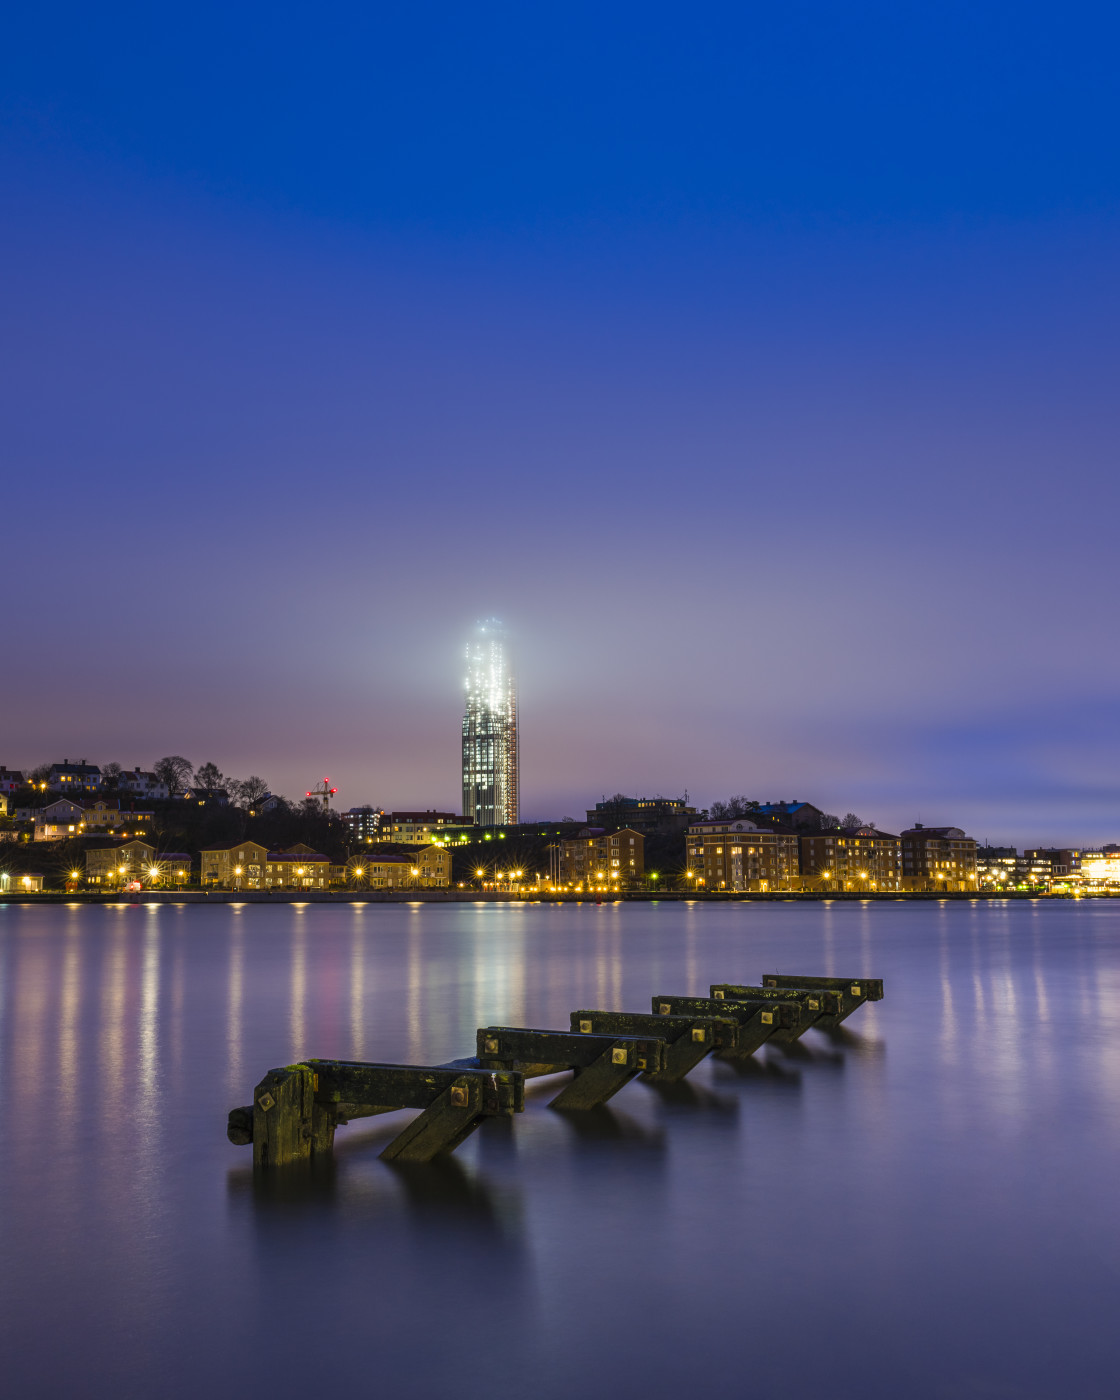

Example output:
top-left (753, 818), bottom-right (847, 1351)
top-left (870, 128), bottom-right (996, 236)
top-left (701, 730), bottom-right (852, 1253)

top-left (379, 1075), bottom-right (492, 1164)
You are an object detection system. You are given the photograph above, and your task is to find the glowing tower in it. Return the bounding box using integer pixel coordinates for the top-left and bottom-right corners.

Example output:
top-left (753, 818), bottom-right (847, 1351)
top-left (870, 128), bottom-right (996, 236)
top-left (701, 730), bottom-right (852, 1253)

top-left (462, 619), bottom-right (519, 827)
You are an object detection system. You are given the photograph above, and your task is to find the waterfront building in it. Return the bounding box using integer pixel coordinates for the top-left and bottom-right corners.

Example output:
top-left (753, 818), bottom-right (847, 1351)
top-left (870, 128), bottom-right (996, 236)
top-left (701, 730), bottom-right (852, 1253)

top-left (686, 817), bottom-right (799, 891)
top-left (200, 840), bottom-right (270, 889)
top-left (559, 828), bottom-right (645, 888)
top-left (800, 827), bottom-right (903, 890)
top-left (47, 761), bottom-right (101, 793)
top-left (462, 619), bottom-right (519, 827)
top-left (85, 840), bottom-right (156, 885)
top-left (192, 842), bottom-right (332, 889)
top-left (975, 846), bottom-right (1018, 887)
top-left (1079, 852), bottom-right (1120, 887)
top-left (1025, 848), bottom-right (1081, 878)
top-left (584, 796), bottom-right (695, 834)
top-left (346, 845), bottom-right (451, 888)
top-left (900, 824), bottom-right (978, 890)
top-left (0, 873), bottom-right (44, 891)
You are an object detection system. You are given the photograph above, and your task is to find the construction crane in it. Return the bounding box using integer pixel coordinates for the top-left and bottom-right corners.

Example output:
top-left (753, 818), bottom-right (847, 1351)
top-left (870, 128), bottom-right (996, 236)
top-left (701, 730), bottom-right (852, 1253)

top-left (306, 778), bottom-right (337, 814)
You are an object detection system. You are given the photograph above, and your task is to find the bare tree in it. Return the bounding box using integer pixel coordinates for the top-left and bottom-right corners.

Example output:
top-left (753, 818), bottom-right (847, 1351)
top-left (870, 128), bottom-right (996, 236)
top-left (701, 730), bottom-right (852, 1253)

top-left (29, 763), bottom-right (51, 785)
top-left (710, 796), bottom-right (758, 819)
top-left (194, 761), bottom-right (224, 790)
top-left (841, 812), bottom-right (866, 832)
top-left (820, 813), bottom-right (841, 829)
top-left (233, 776), bottom-right (268, 808)
top-left (102, 762), bottom-right (122, 790)
top-left (154, 756), bottom-right (193, 793)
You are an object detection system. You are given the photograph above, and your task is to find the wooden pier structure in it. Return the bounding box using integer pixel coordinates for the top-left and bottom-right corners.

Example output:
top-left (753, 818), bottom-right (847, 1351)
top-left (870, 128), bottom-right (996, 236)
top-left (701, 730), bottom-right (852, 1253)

top-left (228, 971), bottom-right (883, 1168)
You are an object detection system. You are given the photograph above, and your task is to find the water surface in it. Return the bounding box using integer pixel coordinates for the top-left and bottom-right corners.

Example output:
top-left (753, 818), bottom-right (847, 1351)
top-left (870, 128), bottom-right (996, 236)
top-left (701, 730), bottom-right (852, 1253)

top-left (1, 899), bottom-right (1117, 1399)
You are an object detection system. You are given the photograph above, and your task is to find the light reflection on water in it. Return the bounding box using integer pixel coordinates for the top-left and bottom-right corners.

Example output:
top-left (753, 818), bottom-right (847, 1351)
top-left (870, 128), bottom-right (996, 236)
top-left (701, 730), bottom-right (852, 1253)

top-left (0, 898), bottom-right (1118, 1400)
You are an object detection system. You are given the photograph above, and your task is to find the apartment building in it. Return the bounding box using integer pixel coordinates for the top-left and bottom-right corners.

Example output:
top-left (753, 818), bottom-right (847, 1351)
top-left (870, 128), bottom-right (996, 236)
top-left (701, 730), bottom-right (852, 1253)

top-left (559, 827), bottom-right (645, 888)
top-left (685, 817), bottom-right (799, 891)
top-left (376, 811), bottom-right (463, 843)
top-left (800, 827), bottom-right (903, 890)
top-left (346, 845), bottom-right (451, 887)
top-left (900, 825), bottom-right (978, 890)
top-left (200, 840), bottom-right (270, 888)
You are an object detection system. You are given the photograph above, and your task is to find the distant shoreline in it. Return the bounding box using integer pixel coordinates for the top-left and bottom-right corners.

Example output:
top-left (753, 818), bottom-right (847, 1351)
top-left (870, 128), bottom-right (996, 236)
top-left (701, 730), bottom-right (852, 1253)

top-left (0, 889), bottom-right (1109, 906)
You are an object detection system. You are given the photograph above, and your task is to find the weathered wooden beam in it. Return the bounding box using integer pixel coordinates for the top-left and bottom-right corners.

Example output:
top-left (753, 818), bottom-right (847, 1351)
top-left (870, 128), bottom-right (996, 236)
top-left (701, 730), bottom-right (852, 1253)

top-left (230, 1059), bottom-right (525, 1167)
top-left (706, 984), bottom-right (844, 1042)
top-left (476, 1027), bottom-right (667, 1109)
top-left (569, 1010), bottom-right (732, 1083)
top-left (651, 994), bottom-right (803, 1051)
top-left (757, 973), bottom-right (883, 1029)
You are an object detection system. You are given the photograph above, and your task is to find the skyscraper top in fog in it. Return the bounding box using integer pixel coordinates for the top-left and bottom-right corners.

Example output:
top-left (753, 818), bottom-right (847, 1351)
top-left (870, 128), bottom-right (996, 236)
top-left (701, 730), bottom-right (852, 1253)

top-left (462, 619), bottom-right (519, 827)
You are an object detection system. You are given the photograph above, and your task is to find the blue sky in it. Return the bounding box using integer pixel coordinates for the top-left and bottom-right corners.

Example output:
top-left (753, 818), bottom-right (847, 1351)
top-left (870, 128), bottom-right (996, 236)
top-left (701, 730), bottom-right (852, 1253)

top-left (3, 2), bottom-right (1119, 843)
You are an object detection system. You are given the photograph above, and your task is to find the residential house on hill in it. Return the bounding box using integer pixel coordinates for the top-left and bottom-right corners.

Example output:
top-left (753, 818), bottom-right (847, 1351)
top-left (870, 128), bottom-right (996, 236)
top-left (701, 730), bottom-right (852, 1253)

top-left (182, 787), bottom-right (230, 807)
top-left (48, 761), bottom-right (102, 794)
top-left (118, 768), bottom-right (169, 800)
top-left (33, 798), bottom-right (86, 841)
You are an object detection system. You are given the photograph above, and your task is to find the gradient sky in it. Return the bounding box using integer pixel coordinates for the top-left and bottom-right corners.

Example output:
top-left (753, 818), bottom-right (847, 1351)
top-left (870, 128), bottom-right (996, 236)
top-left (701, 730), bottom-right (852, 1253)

top-left (3, 3), bottom-right (1119, 845)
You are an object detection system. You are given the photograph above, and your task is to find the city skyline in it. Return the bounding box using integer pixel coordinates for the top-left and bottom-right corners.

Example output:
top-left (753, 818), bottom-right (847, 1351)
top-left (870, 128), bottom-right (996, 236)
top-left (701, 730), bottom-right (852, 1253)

top-left (4, 6), bottom-right (1119, 848)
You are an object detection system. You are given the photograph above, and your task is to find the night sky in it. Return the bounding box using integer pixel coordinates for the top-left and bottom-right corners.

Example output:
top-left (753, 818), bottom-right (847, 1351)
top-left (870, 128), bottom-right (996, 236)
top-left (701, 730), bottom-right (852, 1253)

top-left (4, 3), bottom-right (1118, 844)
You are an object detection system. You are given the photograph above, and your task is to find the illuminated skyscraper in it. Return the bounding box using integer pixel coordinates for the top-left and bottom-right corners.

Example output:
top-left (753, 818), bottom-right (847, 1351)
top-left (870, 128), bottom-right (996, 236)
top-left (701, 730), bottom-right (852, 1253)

top-left (462, 619), bottom-right (519, 827)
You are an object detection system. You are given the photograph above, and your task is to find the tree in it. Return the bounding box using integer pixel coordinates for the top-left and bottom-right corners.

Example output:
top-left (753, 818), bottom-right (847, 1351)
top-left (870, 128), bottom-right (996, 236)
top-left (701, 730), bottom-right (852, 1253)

top-left (154, 756), bottom-right (193, 793)
top-left (195, 761), bottom-right (224, 791)
top-left (230, 776), bottom-right (268, 808)
top-left (820, 813), bottom-right (841, 829)
top-left (29, 763), bottom-right (51, 785)
top-left (710, 795), bottom-right (759, 819)
top-left (102, 762), bottom-right (122, 790)
top-left (841, 812), bottom-right (872, 832)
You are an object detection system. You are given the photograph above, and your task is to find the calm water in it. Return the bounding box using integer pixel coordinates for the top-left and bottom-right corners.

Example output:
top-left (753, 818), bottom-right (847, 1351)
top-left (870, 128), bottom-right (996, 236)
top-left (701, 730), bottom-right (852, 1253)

top-left (1, 899), bottom-right (1117, 1399)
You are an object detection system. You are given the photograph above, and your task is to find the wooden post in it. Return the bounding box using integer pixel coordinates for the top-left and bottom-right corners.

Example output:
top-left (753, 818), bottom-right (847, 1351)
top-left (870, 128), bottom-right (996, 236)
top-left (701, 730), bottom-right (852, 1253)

top-left (251, 1065), bottom-right (317, 1169)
